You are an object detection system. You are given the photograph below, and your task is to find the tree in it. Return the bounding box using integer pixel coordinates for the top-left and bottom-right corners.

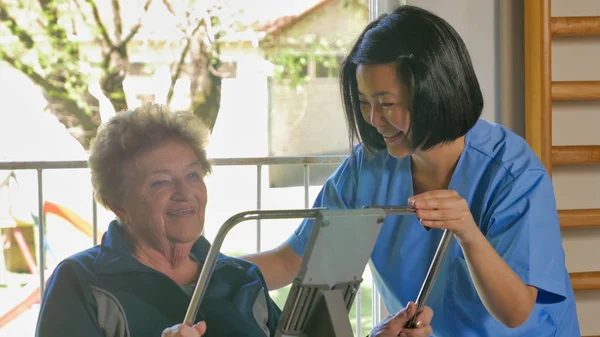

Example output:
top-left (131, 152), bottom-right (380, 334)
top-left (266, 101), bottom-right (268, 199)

top-left (0, 0), bottom-right (149, 147)
top-left (0, 0), bottom-right (235, 148)
top-left (161, 0), bottom-right (236, 132)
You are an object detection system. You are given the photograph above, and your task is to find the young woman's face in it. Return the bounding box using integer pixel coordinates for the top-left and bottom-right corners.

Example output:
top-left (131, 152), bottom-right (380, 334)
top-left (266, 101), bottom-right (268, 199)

top-left (356, 63), bottom-right (412, 158)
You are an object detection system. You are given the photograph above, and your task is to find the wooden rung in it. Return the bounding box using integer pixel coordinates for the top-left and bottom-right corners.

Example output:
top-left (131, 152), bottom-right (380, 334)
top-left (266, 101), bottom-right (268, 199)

top-left (552, 145), bottom-right (600, 165)
top-left (551, 16), bottom-right (600, 36)
top-left (559, 209), bottom-right (600, 229)
top-left (552, 81), bottom-right (600, 100)
top-left (570, 271), bottom-right (600, 291)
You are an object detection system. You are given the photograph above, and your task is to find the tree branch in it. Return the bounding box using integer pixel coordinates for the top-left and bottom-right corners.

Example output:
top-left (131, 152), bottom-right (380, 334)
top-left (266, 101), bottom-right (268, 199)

top-left (111, 0), bottom-right (122, 42)
top-left (68, 1), bottom-right (78, 36)
top-left (161, 0), bottom-right (193, 34)
top-left (142, 0), bottom-right (153, 13)
top-left (72, 0), bottom-right (93, 28)
top-left (38, 0), bottom-right (81, 63)
top-left (117, 0), bottom-right (153, 49)
top-left (0, 3), bottom-right (35, 49)
top-left (201, 10), bottom-right (215, 45)
top-left (166, 38), bottom-right (191, 105)
top-left (207, 62), bottom-right (228, 78)
top-left (0, 49), bottom-right (58, 92)
top-left (36, 18), bottom-right (46, 29)
top-left (1, 48), bottom-right (97, 132)
top-left (118, 24), bottom-right (140, 50)
top-left (166, 15), bottom-right (205, 104)
top-left (161, 0), bottom-right (176, 16)
top-left (37, 0), bottom-right (60, 31)
top-left (84, 0), bottom-right (115, 48)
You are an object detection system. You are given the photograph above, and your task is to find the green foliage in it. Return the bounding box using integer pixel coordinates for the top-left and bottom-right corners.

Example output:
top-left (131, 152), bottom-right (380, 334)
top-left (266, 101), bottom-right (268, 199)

top-left (0, 0), bottom-right (237, 146)
top-left (0, 0), bottom-right (91, 100)
top-left (267, 50), bottom-right (311, 88)
top-left (266, 40), bottom-right (342, 90)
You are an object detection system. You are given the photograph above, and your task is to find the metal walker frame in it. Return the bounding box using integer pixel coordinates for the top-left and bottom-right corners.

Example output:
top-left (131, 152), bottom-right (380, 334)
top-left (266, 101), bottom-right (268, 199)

top-left (183, 206), bottom-right (454, 336)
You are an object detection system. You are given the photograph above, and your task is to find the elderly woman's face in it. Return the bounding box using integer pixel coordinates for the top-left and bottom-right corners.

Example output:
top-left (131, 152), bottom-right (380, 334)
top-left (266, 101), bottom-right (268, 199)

top-left (117, 138), bottom-right (207, 246)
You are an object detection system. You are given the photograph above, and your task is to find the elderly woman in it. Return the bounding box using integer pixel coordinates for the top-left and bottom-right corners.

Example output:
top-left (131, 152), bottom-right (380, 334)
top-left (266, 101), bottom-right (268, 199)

top-left (35, 104), bottom-right (281, 337)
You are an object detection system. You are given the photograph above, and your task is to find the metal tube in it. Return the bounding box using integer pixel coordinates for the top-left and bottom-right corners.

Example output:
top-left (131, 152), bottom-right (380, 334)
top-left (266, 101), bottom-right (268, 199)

top-left (0, 155), bottom-right (347, 170)
top-left (372, 279), bottom-right (381, 325)
top-left (184, 209), bottom-right (323, 325)
top-left (405, 229), bottom-right (454, 328)
top-left (37, 169), bottom-right (45, 294)
top-left (92, 192), bottom-right (98, 246)
top-left (256, 165), bottom-right (262, 252)
top-left (184, 206), bottom-right (414, 325)
top-left (369, 0), bottom-right (379, 21)
top-left (356, 287), bottom-right (362, 336)
top-left (365, 205), bottom-right (415, 215)
top-left (303, 164), bottom-right (310, 208)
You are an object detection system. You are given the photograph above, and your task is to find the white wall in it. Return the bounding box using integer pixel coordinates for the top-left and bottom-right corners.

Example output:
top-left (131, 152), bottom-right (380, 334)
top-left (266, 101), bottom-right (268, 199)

top-left (403, 0), bottom-right (500, 124)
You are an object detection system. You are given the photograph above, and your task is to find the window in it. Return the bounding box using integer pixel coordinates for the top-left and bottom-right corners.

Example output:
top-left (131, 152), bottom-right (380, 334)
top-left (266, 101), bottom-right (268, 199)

top-left (315, 54), bottom-right (344, 78)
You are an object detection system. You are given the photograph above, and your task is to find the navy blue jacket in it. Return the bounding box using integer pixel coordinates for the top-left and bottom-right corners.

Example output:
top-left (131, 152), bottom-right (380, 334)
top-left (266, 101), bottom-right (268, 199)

top-left (35, 221), bottom-right (281, 337)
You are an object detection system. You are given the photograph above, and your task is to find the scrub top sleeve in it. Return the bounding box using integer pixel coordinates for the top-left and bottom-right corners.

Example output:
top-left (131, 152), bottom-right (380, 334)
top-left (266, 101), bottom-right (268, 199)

top-left (484, 169), bottom-right (568, 304)
top-left (287, 154), bottom-right (358, 257)
top-left (35, 262), bottom-right (103, 337)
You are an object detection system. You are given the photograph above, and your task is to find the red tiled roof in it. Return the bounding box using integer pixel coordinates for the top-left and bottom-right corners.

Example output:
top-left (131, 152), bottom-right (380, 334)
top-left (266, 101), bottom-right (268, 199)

top-left (259, 0), bottom-right (336, 35)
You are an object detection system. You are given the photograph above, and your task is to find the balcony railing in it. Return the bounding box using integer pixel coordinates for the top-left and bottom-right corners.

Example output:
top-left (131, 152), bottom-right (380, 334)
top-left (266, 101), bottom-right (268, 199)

top-left (0, 155), bottom-right (381, 335)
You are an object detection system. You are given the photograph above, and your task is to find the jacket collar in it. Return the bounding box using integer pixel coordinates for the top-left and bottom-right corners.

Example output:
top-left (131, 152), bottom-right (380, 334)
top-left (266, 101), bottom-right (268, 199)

top-left (93, 220), bottom-right (212, 274)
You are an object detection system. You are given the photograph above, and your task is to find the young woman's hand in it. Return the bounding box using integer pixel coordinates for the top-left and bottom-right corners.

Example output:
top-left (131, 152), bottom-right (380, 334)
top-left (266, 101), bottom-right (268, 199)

top-left (409, 190), bottom-right (481, 244)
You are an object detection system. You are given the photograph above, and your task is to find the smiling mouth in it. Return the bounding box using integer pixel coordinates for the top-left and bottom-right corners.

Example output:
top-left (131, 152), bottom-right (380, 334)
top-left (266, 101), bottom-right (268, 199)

top-left (382, 130), bottom-right (402, 138)
top-left (166, 208), bottom-right (196, 216)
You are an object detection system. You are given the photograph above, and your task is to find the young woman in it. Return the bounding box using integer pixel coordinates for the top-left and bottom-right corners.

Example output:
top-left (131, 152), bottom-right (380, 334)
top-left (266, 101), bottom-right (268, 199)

top-left (244, 5), bottom-right (579, 337)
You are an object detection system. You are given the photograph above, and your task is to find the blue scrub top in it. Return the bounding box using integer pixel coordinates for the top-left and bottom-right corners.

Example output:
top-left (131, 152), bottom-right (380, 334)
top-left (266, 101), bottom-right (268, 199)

top-left (287, 119), bottom-right (580, 337)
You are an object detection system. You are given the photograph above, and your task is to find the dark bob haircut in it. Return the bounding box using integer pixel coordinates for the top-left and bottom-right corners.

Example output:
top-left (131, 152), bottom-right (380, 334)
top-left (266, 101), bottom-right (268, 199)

top-left (340, 5), bottom-right (484, 153)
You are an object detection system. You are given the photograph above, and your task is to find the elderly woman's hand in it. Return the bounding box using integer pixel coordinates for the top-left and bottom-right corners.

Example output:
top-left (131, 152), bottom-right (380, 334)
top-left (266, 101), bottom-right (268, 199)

top-left (162, 321), bottom-right (207, 337)
top-left (369, 302), bottom-right (433, 337)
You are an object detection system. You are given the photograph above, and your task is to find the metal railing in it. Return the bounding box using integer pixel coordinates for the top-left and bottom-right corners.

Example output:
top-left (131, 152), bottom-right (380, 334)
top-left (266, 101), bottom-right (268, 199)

top-left (0, 155), bottom-right (382, 334)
